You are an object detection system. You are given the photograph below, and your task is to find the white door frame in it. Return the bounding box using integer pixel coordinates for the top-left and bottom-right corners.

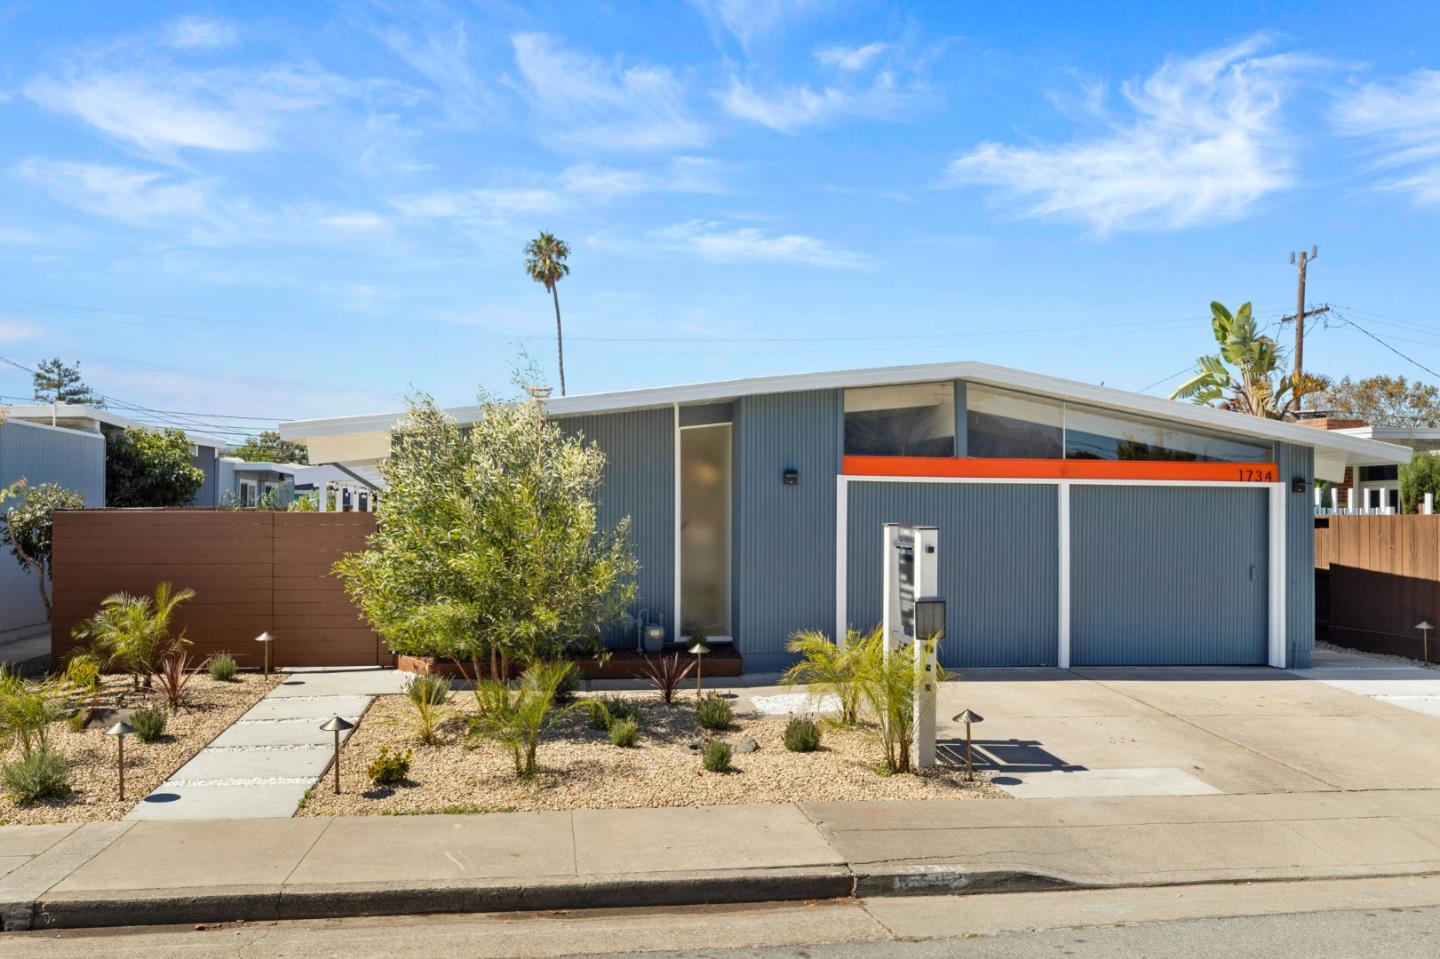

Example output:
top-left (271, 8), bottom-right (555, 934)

top-left (835, 474), bottom-right (1286, 669)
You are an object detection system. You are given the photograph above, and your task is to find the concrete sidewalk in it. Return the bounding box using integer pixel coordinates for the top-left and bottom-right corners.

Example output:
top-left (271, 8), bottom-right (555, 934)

top-left (5, 789), bottom-right (1440, 931)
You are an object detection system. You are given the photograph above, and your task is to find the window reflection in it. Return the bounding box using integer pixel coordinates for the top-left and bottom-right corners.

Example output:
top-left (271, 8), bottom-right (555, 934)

top-left (844, 383), bottom-right (955, 457)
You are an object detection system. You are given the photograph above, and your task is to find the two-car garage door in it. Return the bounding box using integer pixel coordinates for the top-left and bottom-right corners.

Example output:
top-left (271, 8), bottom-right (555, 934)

top-left (844, 481), bottom-right (1269, 668)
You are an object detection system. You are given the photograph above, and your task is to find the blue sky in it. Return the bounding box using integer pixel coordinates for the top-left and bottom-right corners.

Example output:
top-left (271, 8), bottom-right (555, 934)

top-left (2, 1), bottom-right (1440, 438)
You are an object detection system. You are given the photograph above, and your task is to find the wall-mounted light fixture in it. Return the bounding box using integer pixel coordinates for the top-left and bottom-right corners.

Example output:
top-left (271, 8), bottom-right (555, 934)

top-left (1291, 477), bottom-right (1307, 494)
top-left (783, 469), bottom-right (799, 486)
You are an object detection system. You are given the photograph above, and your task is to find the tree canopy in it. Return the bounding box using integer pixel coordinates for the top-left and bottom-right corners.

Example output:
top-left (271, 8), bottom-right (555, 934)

top-left (32, 358), bottom-right (103, 407)
top-left (1171, 302), bottom-right (1323, 418)
top-left (233, 430), bottom-right (309, 465)
top-left (334, 386), bottom-right (637, 670)
top-left (1316, 375), bottom-right (1440, 429)
top-left (105, 427), bottom-right (205, 508)
top-left (1, 479), bottom-right (86, 619)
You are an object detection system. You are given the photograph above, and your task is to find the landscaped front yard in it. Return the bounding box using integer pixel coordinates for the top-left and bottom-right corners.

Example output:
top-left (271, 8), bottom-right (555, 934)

top-left (0, 672), bottom-right (276, 825)
top-left (299, 690), bottom-right (1003, 817)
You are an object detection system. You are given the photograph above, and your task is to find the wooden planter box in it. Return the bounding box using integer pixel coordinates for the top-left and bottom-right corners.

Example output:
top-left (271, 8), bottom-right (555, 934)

top-left (396, 646), bottom-right (744, 680)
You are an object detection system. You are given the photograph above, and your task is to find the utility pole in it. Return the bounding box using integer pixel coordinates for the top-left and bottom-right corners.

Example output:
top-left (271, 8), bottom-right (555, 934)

top-left (1287, 245), bottom-right (1320, 414)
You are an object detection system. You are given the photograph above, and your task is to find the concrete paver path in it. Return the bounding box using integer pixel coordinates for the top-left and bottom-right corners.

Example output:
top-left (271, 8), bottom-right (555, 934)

top-left (126, 667), bottom-right (407, 822)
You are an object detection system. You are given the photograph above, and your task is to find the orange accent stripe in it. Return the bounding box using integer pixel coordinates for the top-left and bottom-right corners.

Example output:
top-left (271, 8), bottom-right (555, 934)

top-left (841, 456), bottom-right (1279, 483)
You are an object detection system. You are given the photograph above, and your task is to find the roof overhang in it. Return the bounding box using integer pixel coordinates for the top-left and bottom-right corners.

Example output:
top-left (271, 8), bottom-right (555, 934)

top-left (278, 361), bottom-right (1412, 471)
top-left (2, 404), bottom-right (228, 449)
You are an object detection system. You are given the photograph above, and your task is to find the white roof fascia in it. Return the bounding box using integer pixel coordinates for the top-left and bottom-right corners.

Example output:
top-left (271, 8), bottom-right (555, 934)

top-left (277, 361), bottom-right (1411, 467)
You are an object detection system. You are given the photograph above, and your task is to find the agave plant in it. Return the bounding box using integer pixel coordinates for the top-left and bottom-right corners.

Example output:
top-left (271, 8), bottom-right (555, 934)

top-left (466, 661), bottom-right (584, 778)
top-left (781, 627), bottom-right (872, 725)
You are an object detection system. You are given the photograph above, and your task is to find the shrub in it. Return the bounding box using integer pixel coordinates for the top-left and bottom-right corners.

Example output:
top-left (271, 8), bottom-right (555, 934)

top-left (1402, 453), bottom-right (1440, 514)
top-left (588, 694), bottom-right (640, 731)
top-left (781, 628), bottom-right (870, 725)
top-left (2, 747), bottom-right (69, 804)
top-left (207, 652), bottom-right (238, 682)
top-left (784, 716), bottom-right (822, 753)
top-left (702, 739), bottom-right (732, 773)
top-left (406, 674), bottom-right (451, 745)
top-left (62, 652), bottom-right (103, 695)
top-left (696, 695), bottom-right (732, 731)
top-left (467, 661), bottom-right (578, 779)
top-left (131, 706), bottom-right (168, 742)
top-left (0, 670), bottom-right (64, 759)
top-left (609, 718), bottom-right (639, 747)
top-left (154, 649), bottom-right (205, 712)
top-left (637, 653), bottom-right (693, 704)
top-left (368, 747), bottom-right (412, 786)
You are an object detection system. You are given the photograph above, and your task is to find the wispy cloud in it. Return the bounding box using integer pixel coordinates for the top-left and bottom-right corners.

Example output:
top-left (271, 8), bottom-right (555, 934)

top-left (946, 36), bottom-right (1318, 235)
top-left (509, 33), bottom-right (705, 151)
top-left (17, 159), bottom-right (223, 225)
top-left (688, 0), bottom-right (831, 53)
top-left (164, 16), bottom-right (239, 50)
top-left (24, 24), bottom-right (406, 163)
top-left (559, 157), bottom-right (725, 200)
top-left (377, 16), bottom-right (498, 125)
top-left (1333, 70), bottom-right (1440, 207)
top-left (0, 317), bottom-right (39, 344)
top-left (652, 220), bottom-right (866, 268)
top-left (723, 71), bottom-right (923, 133)
top-left (815, 42), bottom-right (889, 71)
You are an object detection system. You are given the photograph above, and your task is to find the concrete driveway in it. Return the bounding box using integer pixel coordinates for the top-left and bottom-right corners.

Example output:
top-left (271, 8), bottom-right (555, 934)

top-left (933, 648), bottom-right (1440, 798)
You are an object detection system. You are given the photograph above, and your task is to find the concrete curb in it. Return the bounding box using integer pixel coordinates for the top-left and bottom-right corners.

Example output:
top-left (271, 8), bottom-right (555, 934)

top-left (851, 864), bottom-right (1079, 898)
top-left (24, 866), bottom-right (858, 930)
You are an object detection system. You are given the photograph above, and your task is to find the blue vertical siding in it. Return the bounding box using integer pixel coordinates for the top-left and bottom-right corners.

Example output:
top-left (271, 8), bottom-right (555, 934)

top-left (1277, 442), bottom-right (1315, 667)
top-left (1070, 485), bottom-right (1269, 665)
top-left (0, 420), bottom-right (105, 637)
top-left (559, 409), bottom-right (675, 647)
top-left (846, 481), bottom-right (1060, 667)
top-left (190, 444), bottom-right (219, 507)
top-left (733, 389), bottom-right (842, 668)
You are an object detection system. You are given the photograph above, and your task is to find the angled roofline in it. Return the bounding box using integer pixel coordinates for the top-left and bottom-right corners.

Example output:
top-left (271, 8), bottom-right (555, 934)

top-left (277, 360), bottom-right (1412, 467)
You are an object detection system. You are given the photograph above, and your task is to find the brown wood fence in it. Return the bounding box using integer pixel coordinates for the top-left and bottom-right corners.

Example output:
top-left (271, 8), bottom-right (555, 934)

top-left (1314, 514), bottom-right (1440, 662)
top-left (51, 510), bottom-right (388, 669)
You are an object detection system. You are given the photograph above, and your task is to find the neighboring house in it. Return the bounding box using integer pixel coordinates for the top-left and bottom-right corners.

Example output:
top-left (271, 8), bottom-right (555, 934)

top-left (1296, 416), bottom-right (1440, 513)
top-left (280, 361), bottom-right (1408, 671)
top-left (217, 458), bottom-right (297, 507)
top-left (0, 416), bottom-right (105, 642)
top-left (1, 404), bottom-right (227, 507)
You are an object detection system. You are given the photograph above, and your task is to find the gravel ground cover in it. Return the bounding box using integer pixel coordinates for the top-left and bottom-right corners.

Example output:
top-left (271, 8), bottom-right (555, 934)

top-left (0, 672), bottom-right (277, 825)
top-left (301, 691), bottom-right (1005, 816)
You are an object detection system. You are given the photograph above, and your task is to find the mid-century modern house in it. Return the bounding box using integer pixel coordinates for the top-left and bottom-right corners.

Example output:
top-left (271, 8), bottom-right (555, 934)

top-left (279, 362), bottom-right (1410, 671)
top-left (2, 404), bottom-right (228, 507)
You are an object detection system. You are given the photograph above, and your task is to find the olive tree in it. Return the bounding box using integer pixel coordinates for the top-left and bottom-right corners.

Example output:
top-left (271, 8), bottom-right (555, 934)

top-left (1, 479), bottom-right (86, 620)
top-left (334, 387), bottom-right (637, 675)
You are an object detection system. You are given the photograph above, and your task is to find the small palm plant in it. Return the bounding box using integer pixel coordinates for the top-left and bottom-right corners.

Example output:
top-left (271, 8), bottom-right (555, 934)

top-left (852, 630), bottom-right (943, 775)
top-left (781, 627), bottom-right (871, 725)
top-left (466, 661), bottom-right (579, 779)
top-left (406, 674), bottom-right (452, 745)
top-left (74, 583), bottom-right (194, 689)
top-left (0, 669), bottom-right (64, 759)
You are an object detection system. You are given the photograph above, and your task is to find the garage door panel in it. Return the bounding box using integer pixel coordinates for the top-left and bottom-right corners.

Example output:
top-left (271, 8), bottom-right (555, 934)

top-left (847, 482), bottom-right (1058, 667)
top-left (1071, 486), bottom-right (1267, 666)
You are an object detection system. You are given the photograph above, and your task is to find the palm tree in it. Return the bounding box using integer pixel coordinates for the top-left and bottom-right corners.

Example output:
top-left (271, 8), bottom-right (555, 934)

top-left (1171, 301), bottom-right (1325, 418)
top-left (524, 233), bottom-right (571, 396)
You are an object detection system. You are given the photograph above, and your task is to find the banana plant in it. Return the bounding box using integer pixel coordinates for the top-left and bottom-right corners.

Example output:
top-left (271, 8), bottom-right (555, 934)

top-left (1171, 302), bottom-right (1325, 418)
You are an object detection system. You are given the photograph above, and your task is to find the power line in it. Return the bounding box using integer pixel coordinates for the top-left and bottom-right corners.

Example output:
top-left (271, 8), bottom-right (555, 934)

top-left (1330, 311), bottom-right (1440, 381)
top-left (1137, 364), bottom-right (1199, 394)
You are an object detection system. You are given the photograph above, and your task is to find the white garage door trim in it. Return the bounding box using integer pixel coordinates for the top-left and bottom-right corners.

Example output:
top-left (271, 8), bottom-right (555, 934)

top-left (835, 475), bottom-right (1286, 670)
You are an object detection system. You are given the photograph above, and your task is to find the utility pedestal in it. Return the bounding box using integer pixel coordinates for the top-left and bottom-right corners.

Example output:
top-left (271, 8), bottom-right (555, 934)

top-left (881, 523), bottom-right (942, 769)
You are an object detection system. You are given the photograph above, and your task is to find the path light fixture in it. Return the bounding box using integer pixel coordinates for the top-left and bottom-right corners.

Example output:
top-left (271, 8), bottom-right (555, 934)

top-left (688, 641), bottom-right (710, 697)
top-left (1417, 621), bottom-right (1434, 665)
top-left (105, 721), bottom-right (134, 801)
top-left (255, 631), bottom-right (275, 678)
top-left (319, 715), bottom-right (354, 794)
top-left (951, 709), bottom-right (984, 782)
